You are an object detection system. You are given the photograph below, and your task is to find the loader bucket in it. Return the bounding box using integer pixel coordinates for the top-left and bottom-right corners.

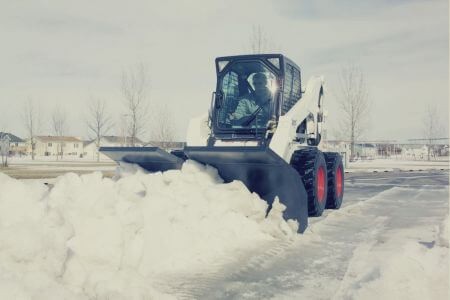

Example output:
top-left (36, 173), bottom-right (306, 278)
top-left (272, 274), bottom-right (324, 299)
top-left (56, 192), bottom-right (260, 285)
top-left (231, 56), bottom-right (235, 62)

top-left (184, 146), bottom-right (308, 233)
top-left (99, 147), bottom-right (184, 172)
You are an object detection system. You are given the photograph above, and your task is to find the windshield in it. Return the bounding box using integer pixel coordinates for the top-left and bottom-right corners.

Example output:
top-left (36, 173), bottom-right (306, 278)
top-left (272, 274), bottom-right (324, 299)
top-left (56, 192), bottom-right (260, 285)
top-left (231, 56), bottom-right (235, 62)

top-left (216, 61), bottom-right (278, 130)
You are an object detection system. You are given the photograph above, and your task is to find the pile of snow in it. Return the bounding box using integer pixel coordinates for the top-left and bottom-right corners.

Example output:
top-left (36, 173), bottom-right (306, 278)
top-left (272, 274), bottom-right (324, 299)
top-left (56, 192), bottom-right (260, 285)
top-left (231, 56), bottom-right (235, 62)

top-left (0, 161), bottom-right (297, 299)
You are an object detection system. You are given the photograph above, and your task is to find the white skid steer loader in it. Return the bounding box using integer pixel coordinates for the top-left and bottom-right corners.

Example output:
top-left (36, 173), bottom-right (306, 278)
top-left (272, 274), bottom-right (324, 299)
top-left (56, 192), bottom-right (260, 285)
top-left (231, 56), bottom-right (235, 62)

top-left (101, 54), bottom-right (344, 233)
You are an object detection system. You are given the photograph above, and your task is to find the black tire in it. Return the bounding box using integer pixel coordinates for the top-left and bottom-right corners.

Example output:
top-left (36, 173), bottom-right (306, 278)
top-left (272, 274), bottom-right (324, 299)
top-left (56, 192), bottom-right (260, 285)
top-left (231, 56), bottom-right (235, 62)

top-left (290, 148), bottom-right (328, 217)
top-left (323, 152), bottom-right (344, 209)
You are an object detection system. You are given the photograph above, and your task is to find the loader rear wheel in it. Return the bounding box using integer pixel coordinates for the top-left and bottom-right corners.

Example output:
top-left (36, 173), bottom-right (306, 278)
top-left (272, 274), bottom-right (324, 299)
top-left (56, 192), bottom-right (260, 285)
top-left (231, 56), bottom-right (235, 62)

top-left (290, 148), bottom-right (328, 217)
top-left (323, 152), bottom-right (344, 209)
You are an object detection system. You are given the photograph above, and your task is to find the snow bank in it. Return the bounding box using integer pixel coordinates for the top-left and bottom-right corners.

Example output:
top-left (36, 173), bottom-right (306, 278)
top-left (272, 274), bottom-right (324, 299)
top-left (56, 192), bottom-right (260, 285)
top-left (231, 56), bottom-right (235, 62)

top-left (0, 161), bottom-right (297, 299)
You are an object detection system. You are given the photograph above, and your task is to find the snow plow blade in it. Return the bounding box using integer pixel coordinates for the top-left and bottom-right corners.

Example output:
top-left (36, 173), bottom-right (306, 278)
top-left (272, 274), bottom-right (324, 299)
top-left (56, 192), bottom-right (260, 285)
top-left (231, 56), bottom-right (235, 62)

top-left (99, 147), bottom-right (184, 172)
top-left (184, 146), bottom-right (308, 233)
top-left (100, 146), bottom-right (308, 233)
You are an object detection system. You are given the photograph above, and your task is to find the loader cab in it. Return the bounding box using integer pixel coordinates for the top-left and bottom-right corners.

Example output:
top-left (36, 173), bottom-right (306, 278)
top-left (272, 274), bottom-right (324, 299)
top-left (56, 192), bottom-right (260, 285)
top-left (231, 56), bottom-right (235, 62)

top-left (211, 54), bottom-right (302, 141)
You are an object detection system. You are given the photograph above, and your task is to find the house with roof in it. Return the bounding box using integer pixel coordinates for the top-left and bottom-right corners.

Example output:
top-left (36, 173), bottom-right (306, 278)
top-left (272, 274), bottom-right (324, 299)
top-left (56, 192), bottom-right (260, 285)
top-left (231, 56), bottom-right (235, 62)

top-left (0, 132), bottom-right (27, 155)
top-left (34, 136), bottom-right (83, 157)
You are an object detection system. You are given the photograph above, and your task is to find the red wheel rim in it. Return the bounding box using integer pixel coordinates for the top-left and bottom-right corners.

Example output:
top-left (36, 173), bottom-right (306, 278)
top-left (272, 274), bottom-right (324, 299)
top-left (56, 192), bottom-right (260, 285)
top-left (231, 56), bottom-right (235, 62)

top-left (336, 166), bottom-right (343, 197)
top-left (317, 166), bottom-right (325, 203)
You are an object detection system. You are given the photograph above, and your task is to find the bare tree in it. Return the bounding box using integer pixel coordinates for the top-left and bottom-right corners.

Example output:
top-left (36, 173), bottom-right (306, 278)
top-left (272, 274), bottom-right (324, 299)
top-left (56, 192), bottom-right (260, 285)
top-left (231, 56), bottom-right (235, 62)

top-left (51, 107), bottom-right (67, 160)
top-left (422, 105), bottom-right (442, 161)
top-left (86, 97), bottom-right (113, 161)
top-left (22, 98), bottom-right (41, 160)
top-left (249, 25), bottom-right (280, 54)
top-left (151, 104), bottom-right (175, 150)
top-left (250, 25), bottom-right (270, 54)
top-left (117, 114), bottom-right (129, 146)
top-left (0, 132), bottom-right (10, 167)
top-left (337, 64), bottom-right (370, 158)
top-left (121, 63), bottom-right (150, 146)
top-left (0, 115), bottom-right (10, 167)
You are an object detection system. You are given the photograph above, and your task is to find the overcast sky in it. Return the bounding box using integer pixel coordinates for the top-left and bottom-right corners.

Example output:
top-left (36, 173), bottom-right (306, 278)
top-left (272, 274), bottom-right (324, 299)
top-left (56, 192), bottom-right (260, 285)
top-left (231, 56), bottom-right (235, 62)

top-left (0, 0), bottom-right (448, 141)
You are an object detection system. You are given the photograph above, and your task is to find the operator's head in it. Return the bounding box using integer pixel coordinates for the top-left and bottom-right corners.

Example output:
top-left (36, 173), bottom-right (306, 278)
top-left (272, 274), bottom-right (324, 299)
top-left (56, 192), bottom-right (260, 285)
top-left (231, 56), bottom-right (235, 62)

top-left (252, 73), bottom-right (268, 90)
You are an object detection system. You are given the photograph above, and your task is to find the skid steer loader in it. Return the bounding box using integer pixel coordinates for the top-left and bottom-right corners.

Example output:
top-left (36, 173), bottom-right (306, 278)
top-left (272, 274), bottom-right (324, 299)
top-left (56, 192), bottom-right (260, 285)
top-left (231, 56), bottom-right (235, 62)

top-left (101, 54), bottom-right (344, 233)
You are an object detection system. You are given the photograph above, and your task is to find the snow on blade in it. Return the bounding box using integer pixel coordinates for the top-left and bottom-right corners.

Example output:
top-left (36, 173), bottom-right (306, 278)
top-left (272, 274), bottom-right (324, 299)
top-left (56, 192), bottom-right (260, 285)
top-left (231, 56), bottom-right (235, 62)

top-left (0, 160), bottom-right (297, 299)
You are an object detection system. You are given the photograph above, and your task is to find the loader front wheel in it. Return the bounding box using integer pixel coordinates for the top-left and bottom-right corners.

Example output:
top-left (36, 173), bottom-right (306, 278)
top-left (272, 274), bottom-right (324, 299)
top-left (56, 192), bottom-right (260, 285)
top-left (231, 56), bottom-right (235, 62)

top-left (290, 149), bottom-right (328, 217)
top-left (323, 152), bottom-right (344, 209)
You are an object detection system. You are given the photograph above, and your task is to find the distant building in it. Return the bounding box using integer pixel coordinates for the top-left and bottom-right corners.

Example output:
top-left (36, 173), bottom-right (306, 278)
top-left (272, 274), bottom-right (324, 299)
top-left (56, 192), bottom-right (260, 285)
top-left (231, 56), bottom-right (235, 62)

top-left (0, 132), bottom-right (26, 155)
top-left (324, 138), bottom-right (449, 161)
top-left (376, 143), bottom-right (402, 158)
top-left (401, 144), bottom-right (448, 160)
top-left (440, 145), bottom-right (449, 156)
top-left (354, 143), bottom-right (378, 158)
top-left (34, 136), bottom-right (83, 157)
top-left (321, 140), bottom-right (350, 164)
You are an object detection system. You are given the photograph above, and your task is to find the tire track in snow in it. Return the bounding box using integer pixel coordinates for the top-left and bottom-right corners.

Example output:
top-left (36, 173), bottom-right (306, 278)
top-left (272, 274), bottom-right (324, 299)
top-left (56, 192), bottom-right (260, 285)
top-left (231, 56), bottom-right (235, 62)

top-left (291, 186), bottom-right (446, 299)
top-left (332, 187), bottom-right (449, 299)
top-left (155, 239), bottom-right (297, 299)
top-left (208, 201), bottom-right (390, 299)
top-left (161, 187), bottom-right (399, 299)
top-left (157, 178), bottom-right (448, 299)
top-left (199, 186), bottom-right (447, 299)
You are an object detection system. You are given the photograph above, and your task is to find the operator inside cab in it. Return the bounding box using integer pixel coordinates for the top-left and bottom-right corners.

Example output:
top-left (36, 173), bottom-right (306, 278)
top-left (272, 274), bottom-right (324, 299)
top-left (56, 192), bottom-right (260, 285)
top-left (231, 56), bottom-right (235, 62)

top-left (228, 72), bottom-right (271, 125)
top-left (216, 59), bottom-right (278, 130)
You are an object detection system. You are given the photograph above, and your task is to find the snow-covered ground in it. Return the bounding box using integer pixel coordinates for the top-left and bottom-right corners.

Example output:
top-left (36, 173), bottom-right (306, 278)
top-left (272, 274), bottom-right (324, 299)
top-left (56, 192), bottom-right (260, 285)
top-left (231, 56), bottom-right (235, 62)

top-left (0, 160), bottom-right (448, 299)
top-left (9, 156), bottom-right (113, 163)
top-left (347, 158), bottom-right (449, 173)
top-left (2, 157), bottom-right (116, 180)
top-left (210, 179), bottom-right (448, 300)
top-left (2, 156), bottom-right (448, 180)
